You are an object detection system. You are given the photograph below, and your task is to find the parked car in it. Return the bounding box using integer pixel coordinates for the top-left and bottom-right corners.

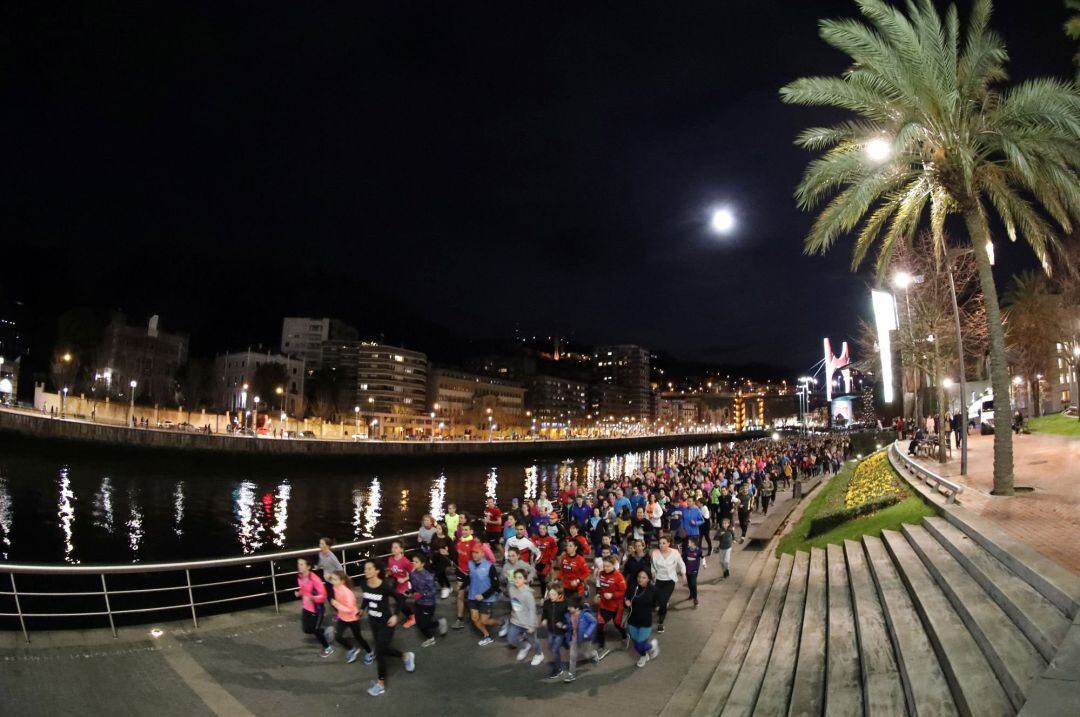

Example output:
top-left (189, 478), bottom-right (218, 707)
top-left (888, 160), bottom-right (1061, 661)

top-left (301, 430), bottom-right (316, 438)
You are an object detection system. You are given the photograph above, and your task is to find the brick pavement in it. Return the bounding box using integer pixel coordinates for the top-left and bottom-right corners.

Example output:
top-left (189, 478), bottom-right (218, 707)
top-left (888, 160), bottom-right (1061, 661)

top-left (909, 432), bottom-right (1080, 575)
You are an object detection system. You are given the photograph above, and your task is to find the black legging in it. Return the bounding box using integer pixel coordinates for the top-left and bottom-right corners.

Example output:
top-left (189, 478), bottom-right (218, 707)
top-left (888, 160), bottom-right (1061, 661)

top-left (432, 554), bottom-right (451, 589)
top-left (370, 621), bottom-right (403, 682)
top-left (334, 617), bottom-right (371, 653)
top-left (595, 608), bottom-right (626, 648)
top-left (416, 603), bottom-right (437, 639)
top-left (700, 519), bottom-right (713, 554)
top-left (738, 510), bottom-right (750, 538)
top-left (655, 579), bottom-right (676, 625)
top-left (302, 608), bottom-right (330, 648)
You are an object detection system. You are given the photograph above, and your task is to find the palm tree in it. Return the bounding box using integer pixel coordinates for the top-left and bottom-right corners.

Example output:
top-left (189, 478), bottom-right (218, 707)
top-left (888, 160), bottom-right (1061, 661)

top-left (781, 0), bottom-right (1080, 494)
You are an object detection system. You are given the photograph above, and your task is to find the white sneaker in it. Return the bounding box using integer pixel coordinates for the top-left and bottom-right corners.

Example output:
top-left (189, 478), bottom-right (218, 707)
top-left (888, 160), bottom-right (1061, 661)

top-left (498, 622), bottom-right (509, 638)
top-left (530, 653), bottom-right (545, 667)
top-left (437, 617), bottom-right (448, 636)
top-left (648, 638), bottom-right (660, 660)
top-left (440, 588), bottom-right (450, 599)
top-left (516, 645), bottom-right (531, 662)
top-left (636, 654), bottom-right (649, 668)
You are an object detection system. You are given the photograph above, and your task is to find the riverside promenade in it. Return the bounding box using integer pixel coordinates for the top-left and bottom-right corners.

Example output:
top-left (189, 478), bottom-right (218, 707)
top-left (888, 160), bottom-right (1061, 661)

top-left (908, 432), bottom-right (1080, 575)
top-left (0, 499), bottom-right (795, 717)
top-left (0, 406), bottom-right (739, 461)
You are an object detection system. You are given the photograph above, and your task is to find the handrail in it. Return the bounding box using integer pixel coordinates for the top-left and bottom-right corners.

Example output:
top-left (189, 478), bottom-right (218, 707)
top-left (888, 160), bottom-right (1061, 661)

top-left (890, 441), bottom-right (964, 503)
top-left (0, 531), bottom-right (417, 642)
top-left (0, 532), bottom-right (417, 574)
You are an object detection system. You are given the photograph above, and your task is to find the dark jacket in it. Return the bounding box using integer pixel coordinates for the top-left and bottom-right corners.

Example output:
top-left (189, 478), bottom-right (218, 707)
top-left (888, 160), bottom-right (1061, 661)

top-left (626, 583), bottom-right (657, 629)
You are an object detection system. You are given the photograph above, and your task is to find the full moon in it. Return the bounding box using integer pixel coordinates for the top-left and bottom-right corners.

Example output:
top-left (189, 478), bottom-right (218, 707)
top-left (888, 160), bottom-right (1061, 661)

top-left (711, 208), bottom-right (735, 233)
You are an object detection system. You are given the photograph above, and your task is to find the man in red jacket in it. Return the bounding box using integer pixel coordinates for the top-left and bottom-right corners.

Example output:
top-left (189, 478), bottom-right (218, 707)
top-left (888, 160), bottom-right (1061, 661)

top-left (532, 522), bottom-right (559, 592)
top-left (558, 539), bottom-right (589, 597)
top-left (593, 554), bottom-right (627, 660)
top-left (483, 497), bottom-right (503, 544)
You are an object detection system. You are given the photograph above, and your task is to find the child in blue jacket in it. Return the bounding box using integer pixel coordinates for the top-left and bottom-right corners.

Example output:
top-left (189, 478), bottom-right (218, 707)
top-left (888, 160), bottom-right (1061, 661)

top-left (563, 594), bottom-right (598, 683)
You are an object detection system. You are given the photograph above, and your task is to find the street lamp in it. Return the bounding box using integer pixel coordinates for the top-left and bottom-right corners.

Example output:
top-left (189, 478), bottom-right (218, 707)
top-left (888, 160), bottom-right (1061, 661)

top-left (253, 396), bottom-right (260, 434)
top-left (430, 411), bottom-right (436, 442)
top-left (370, 418), bottom-right (379, 440)
top-left (865, 137), bottom-right (892, 162)
top-left (488, 415), bottom-right (494, 442)
top-left (354, 406), bottom-right (360, 438)
top-left (61, 386), bottom-right (68, 418)
top-left (129, 380), bottom-right (137, 425)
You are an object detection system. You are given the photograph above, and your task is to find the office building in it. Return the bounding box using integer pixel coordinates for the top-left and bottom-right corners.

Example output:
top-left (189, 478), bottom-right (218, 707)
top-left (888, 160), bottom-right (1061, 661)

top-left (280, 317), bottom-right (358, 370)
top-left (594, 344), bottom-right (650, 420)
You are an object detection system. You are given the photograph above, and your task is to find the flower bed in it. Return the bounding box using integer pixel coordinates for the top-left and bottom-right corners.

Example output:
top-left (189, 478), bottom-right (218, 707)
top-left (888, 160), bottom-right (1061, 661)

top-left (807, 451), bottom-right (907, 537)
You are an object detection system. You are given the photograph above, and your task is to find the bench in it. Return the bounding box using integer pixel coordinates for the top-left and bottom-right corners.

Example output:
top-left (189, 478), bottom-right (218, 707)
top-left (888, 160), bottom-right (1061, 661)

top-left (891, 441), bottom-right (964, 504)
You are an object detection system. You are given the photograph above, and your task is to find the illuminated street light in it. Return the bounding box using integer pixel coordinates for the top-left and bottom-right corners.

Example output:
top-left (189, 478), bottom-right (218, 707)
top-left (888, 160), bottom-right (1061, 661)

top-left (892, 271), bottom-right (912, 289)
top-left (253, 396), bottom-right (260, 435)
top-left (128, 379), bottom-right (137, 425)
top-left (943, 378), bottom-right (954, 388)
top-left (865, 137), bottom-right (891, 162)
top-left (710, 207), bottom-right (735, 234)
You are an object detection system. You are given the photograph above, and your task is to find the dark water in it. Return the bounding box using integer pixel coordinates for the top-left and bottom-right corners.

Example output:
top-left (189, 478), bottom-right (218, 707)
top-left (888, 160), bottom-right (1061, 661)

top-left (0, 440), bottom-right (726, 565)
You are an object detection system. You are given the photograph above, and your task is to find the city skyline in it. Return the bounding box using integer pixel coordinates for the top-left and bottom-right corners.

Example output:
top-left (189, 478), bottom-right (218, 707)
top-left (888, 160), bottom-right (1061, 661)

top-left (6, 2), bottom-right (1071, 377)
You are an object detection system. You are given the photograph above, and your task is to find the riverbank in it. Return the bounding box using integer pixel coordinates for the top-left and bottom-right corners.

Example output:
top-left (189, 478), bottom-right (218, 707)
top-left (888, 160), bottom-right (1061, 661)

top-left (0, 407), bottom-right (746, 464)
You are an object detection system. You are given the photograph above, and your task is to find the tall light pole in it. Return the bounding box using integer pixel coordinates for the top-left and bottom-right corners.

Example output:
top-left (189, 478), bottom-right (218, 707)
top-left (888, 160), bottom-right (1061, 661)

top-left (253, 396), bottom-right (260, 435)
top-left (354, 405), bottom-right (360, 438)
top-left (893, 272), bottom-right (925, 424)
top-left (430, 411), bottom-right (436, 442)
top-left (370, 417), bottom-right (379, 440)
top-left (129, 379), bottom-right (137, 425)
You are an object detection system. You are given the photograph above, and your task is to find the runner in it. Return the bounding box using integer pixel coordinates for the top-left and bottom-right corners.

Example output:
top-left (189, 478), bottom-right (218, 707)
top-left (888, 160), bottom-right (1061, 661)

top-left (294, 556), bottom-right (332, 656)
top-left (467, 542), bottom-right (502, 646)
top-left (386, 540), bottom-right (416, 629)
top-left (716, 516), bottom-right (735, 579)
top-left (326, 570), bottom-right (373, 665)
top-left (682, 536), bottom-right (705, 608)
top-left (558, 538), bottom-right (589, 597)
top-left (359, 560), bottom-right (415, 697)
top-left (483, 497), bottom-right (503, 544)
top-left (650, 534), bottom-right (685, 633)
top-left (506, 568), bottom-right (545, 666)
top-left (541, 583), bottom-right (569, 680)
top-left (562, 594), bottom-right (598, 682)
top-left (431, 522), bottom-right (454, 599)
top-left (593, 554), bottom-right (627, 661)
top-left (316, 537), bottom-right (344, 587)
top-left (410, 553), bottom-right (447, 647)
top-left (452, 523), bottom-right (495, 630)
top-left (624, 569), bottom-right (660, 668)
top-left (444, 503), bottom-right (462, 539)
top-left (532, 522), bottom-right (558, 593)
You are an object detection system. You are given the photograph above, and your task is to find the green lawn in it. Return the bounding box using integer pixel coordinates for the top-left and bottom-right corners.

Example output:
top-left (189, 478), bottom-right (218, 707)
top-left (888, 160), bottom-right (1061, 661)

top-left (776, 454), bottom-right (937, 556)
top-left (1028, 412), bottom-right (1080, 438)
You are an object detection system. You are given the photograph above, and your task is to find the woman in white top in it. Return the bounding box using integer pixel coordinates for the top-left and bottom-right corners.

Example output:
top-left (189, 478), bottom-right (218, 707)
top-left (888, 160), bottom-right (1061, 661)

top-left (646, 496), bottom-right (664, 533)
top-left (650, 534), bottom-right (686, 634)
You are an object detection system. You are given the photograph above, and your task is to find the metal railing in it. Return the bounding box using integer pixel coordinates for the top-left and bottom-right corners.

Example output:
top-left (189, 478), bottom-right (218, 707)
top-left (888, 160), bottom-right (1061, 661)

top-left (890, 441), bottom-right (964, 503)
top-left (0, 532), bottom-right (417, 643)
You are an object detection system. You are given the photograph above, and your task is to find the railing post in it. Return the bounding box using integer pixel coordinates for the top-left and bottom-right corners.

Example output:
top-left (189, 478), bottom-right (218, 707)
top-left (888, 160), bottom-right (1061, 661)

top-left (10, 574), bottom-right (29, 644)
top-left (269, 560), bottom-right (279, 613)
top-left (185, 569), bottom-right (199, 627)
top-left (101, 574), bottom-right (117, 638)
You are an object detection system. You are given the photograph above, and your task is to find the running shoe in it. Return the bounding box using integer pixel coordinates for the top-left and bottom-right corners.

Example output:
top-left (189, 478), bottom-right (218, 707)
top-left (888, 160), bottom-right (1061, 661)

top-left (437, 617), bottom-right (448, 636)
top-left (421, 637), bottom-right (437, 648)
top-left (439, 588), bottom-right (450, 599)
top-left (403, 651), bottom-right (415, 673)
top-left (478, 636), bottom-right (495, 647)
top-left (346, 647), bottom-right (361, 664)
top-left (498, 621), bottom-right (509, 638)
top-left (363, 651), bottom-right (376, 665)
top-left (516, 645), bottom-right (531, 662)
top-left (636, 654), bottom-right (649, 668)
top-left (452, 618), bottom-right (465, 630)
top-left (402, 615), bottom-right (416, 629)
top-left (657, 624), bottom-right (665, 634)
top-left (367, 682), bottom-right (386, 697)
top-left (563, 672), bottom-right (577, 683)
top-left (530, 653), bottom-right (544, 667)
top-left (548, 669), bottom-right (564, 680)
top-left (320, 646), bottom-right (335, 658)
top-left (593, 648), bottom-right (610, 663)
top-left (648, 638), bottom-right (660, 660)
top-left (693, 600), bottom-right (699, 608)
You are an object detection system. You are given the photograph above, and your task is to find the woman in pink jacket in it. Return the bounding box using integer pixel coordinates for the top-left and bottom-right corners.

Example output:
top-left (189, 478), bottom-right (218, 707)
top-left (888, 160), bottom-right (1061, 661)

top-left (386, 540), bottom-right (416, 629)
top-left (328, 570), bottom-right (373, 664)
top-left (294, 557), bottom-right (333, 656)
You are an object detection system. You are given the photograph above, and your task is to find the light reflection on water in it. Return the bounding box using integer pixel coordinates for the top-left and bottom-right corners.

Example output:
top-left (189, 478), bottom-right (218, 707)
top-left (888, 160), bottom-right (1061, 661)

top-left (58, 467), bottom-right (78, 564)
top-left (4, 439), bottom-right (733, 563)
top-left (0, 472), bottom-right (12, 560)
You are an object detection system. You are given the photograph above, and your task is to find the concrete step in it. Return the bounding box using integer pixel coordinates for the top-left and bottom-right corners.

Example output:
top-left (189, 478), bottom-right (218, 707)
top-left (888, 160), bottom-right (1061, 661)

top-left (753, 551), bottom-right (809, 716)
top-left (720, 551), bottom-right (795, 717)
top-left (863, 535), bottom-right (958, 717)
top-left (922, 516), bottom-right (1069, 662)
top-left (939, 507), bottom-right (1080, 620)
top-left (825, 542), bottom-right (862, 717)
top-left (845, 539), bottom-right (907, 716)
top-left (788, 547), bottom-right (827, 717)
top-left (880, 529), bottom-right (1013, 717)
top-left (902, 523), bottom-right (1045, 712)
top-left (693, 552), bottom-right (783, 717)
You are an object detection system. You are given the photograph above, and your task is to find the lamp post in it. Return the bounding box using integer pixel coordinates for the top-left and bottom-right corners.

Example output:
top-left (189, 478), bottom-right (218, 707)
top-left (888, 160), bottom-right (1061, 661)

top-left (370, 418), bottom-right (379, 440)
top-left (430, 411), bottom-right (436, 442)
top-left (354, 406), bottom-right (360, 438)
top-left (488, 415), bottom-right (494, 442)
top-left (129, 380), bottom-right (137, 425)
top-left (893, 271), bottom-right (926, 424)
top-left (253, 396), bottom-right (260, 435)
top-left (61, 386), bottom-right (68, 418)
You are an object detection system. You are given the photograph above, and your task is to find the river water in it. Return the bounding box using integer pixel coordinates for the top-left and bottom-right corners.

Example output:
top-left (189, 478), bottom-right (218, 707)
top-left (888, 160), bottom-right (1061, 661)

top-left (0, 440), bottom-right (726, 565)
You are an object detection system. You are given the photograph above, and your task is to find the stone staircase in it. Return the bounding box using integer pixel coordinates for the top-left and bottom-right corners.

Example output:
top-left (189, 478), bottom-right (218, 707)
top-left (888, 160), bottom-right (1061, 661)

top-left (686, 515), bottom-right (1079, 717)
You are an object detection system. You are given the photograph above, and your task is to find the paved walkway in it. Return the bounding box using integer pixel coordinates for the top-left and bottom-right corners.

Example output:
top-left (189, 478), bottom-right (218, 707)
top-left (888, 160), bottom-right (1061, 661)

top-left (909, 432), bottom-right (1080, 575)
top-left (1, 497), bottom-right (796, 716)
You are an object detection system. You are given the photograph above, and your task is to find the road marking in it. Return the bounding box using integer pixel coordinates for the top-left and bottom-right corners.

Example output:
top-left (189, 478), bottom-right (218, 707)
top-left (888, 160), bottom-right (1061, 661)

top-left (158, 636), bottom-right (255, 717)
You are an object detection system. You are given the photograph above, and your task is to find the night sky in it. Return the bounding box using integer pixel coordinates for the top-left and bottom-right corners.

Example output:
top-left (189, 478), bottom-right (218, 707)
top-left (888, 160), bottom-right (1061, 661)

top-left (5, 1), bottom-right (1073, 375)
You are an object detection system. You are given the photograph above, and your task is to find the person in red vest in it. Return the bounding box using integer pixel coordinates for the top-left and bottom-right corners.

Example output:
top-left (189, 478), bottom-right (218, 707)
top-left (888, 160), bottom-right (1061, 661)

top-left (558, 539), bottom-right (589, 597)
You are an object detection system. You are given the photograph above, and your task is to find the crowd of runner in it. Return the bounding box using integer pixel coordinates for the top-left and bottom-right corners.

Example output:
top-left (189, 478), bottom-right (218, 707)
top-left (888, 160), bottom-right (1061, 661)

top-left (292, 435), bottom-right (850, 697)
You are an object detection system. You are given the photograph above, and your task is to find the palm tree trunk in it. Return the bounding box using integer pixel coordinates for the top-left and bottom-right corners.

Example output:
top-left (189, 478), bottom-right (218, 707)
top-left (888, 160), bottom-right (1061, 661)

top-left (964, 210), bottom-right (1014, 495)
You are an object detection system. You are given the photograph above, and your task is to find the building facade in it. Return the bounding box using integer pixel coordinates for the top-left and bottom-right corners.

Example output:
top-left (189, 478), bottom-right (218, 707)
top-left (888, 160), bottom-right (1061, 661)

top-left (96, 315), bottom-right (188, 406)
top-left (594, 344), bottom-right (650, 420)
top-left (525, 374), bottom-right (590, 426)
top-left (322, 341), bottom-right (428, 417)
top-left (280, 317), bottom-right (358, 371)
top-left (214, 349), bottom-right (305, 417)
top-left (428, 367), bottom-right (526, 433)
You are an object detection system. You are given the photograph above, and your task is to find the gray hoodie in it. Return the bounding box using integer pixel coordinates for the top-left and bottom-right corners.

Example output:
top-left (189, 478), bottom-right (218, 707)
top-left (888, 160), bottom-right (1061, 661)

top-left (508, 583), bottom-right (538, 630)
